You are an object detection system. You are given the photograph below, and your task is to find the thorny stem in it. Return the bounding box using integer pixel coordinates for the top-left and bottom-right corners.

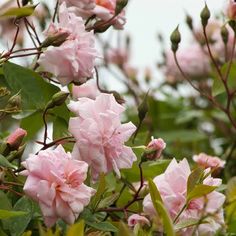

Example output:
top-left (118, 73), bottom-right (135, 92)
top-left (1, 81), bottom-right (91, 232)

top-left (53, 0), bottom-right (59, 23)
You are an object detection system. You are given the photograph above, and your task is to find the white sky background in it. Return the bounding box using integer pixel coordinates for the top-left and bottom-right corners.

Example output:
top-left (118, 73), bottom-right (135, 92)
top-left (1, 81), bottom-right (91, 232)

top-left (125, 0), bottom-right (225, 68)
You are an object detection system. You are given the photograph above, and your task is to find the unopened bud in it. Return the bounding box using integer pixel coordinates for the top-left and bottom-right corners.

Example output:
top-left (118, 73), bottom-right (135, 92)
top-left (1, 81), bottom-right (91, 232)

top-left (229, 20), bottom-right (236, 33)
top-left (138, 93), bottom-right (149, 122)
top-left (186, 14), bottom-right (193, 30)
top-left (145, 138), bottom-right (166, 160)
top-left (41, 32), bottom-right (70, 48)
top-left (115, 0), bottom-right (128, 15)
top-left (94, 21), bottom-right (111, 33)
top-left (200, 4), bottom-right (210, 28)
top-left (46, 91), bottom-right (69, 110)
top-left (170, 26), bottom-right (181, 53)
top-left (111, 91), bottom-right (125, 104)
top-left (221, 25), bottom-right (229, 45)
top-left (7, 128), bottom-right (27, 151)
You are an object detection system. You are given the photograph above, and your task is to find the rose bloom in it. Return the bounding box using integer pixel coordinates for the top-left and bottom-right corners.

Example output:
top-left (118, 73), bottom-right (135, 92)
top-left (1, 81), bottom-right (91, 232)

top-left (165, 45), bottom-right (211, 83)
top-left (71, 0), bottom-right (126, 29)
top-left (143, 158), bottom-right (225, 235)
top-left (193, 153), bottom-right (226, 169)
top-left (146, 137), bottom-right (166, 160)
top-left (39, 3), bottom-right (97, 85)
top-left (21, 145), bottom-right (95, 227)
top-left (128, 214), bottom-right (150, 227)
top-left (68, 93), bottom-right (137, 180)
top-left (226, 0), bottom-right (236, 19)
top-left (105, 48), bottom-right (129, 66)
top-left (72, 79), bottom-right (100, 100)
top-left (60, 0), bottom-right (96, 10)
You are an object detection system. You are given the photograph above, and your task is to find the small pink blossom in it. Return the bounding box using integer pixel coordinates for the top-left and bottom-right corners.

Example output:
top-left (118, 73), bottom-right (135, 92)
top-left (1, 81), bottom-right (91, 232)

top-left (72, 79), bottom-right (100, 100)
top-left (39, 3), bottom-right (97, 85)
top-left (128, 214), bottom-right (150, 227)
top-left (226, 0), bottom-right (236, 19)
top-left (143, 158), bottom-right (225, 235)
top-left (165, 45), bottom-right (210, 83)
top-left (60, 0), bottom-right (96, 10)
top-left (68, 93), bottom-right (137, 180)
top-left (146, 137), bottom-right (166, 160)
top-left (193, 153), bottom-right (225, 169)
top-left (21, 145), bottom-right (95, 227)
top-left (7, 128), bottom-right (27, 150)
top-left (105, 48), bottom-right (129, 66)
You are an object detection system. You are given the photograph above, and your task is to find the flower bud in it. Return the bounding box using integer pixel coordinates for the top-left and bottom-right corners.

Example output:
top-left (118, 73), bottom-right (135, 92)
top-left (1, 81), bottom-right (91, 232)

top-left (138, 93), bottom-right (149, 122)
top-left (128, 214), bottom-right (150, 228)
top-left (110, 91), bottom-right (125, 104)
top-left (145, 138), bottom-right (166, 160)
top-left (7, 128), bottom-right (27, 151)
top-left (46, 91), bottom-right (69, 110)
top-left (221, 25), bottom-right (229, 45)
top-left (115, 0), bottom-right (128, 15)
top-left (41, 32), bottom-right (70, 48)
top-left (186, 14), bottom-right (193, 30)
top-left (170, 26), bottom-right (181, 53)
top-left (200, 4), bottom-right (210, 28)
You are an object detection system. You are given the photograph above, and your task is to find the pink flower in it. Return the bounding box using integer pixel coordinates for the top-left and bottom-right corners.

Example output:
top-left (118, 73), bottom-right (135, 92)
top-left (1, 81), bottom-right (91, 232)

top-left (128, 214), bottom-right (150, 227)
top-left (226, 0), bottom-right (236, 19)
top-left (7, 128), bottom-right (27, 150)
top-left (68, 93), bottom-right (137, 180)
top-left (146, 137), bottom-right (166, 160)
top-left (72, 79), bottom-right (100, 100)
top-left (21, 145), bottom-right (95, 227)
top-left (143, 158), bottom-right (225, 235)
top-left (165, 45), bottom-right (210, 83)
top-left (193, 153), bottom-right (225, 169)
top-left (60, 0), bottom-right (96, 10)
top-left (39, 3), bottom-right (97, 85)
top-left (105, 48), bottom-right (129, 66)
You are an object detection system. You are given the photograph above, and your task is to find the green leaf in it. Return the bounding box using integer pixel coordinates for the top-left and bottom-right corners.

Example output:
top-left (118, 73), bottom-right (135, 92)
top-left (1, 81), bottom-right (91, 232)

top-left (3, 197), bottom-right (34, 236)
top-left (187, 184), bottom-right (216, 203)
top-left (3, 62), bottom-right (59, 111)
top-left (226, 176), bottom-right (236, 203)
top-left (117, 222), bottom-right (133, 236)
top-left (0, 209), bottom-right (27, 219)
top-left (148, 178), bottom-right (163, 203)
top-left (148, 180), bottom-right (175, 236)
top-left (174, 219), bottom-right (207, 231)
top-left (66, 220), bottom-right (84, 236)
top-left (155, 201), bottom-right (175, 236)
top-left (91, 173), bottom-right (106, 210)
top-left (187, 168), bottom-right (204, 195)
top-left (0, 5), bottom-right (37, 18)
top-left (212, 62), bottom-right (236, 96)
top-left (0, 154), bottom-right (16, 169)
top-left (86, 221), bottom-right (118, 232)
top-left (97, 192), bottom-right (120, 209)
top-left (0, 191), bottom-right (12, 210)
top-left (52, 116), bottom-right (69, 140)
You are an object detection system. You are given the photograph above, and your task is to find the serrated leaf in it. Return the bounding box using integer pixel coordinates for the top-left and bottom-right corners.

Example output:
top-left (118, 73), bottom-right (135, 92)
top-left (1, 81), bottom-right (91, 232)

top-left (187, 184), bottom-right (216, 203)
top-left (86, 221), bottom-right (118, 232)
top-left (0, 154), bottom-right (16, 169)
top-left (0, 5), bottom-right (36, 18)
top-left (66, 220), bottom-right (84, 236)
top-left (187, 168), bottom-right (204, 195)
top-left (97, 192), bottom-right (119, 209)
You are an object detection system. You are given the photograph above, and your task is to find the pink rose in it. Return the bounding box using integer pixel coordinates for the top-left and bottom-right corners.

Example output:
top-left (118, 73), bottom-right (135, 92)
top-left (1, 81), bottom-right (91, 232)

top-left (39, 3), bottom-right (97, 85)
top-left (193, 153), bottom-right (225, 169)
top-left (60, 0), bottom-right (96, 10)
top-left (146, 137), bottom-right (166, 160)
top-left (165, 45), bottom-right (210, 83)
top-left (105, 48), bottom-right (129, 66)
top-left (226, 0), bottom-right (236, 19)
top-left (21, 145), bottom-right (95, 227)
top-left (7, 128), bottom-right (27, 150)
top-left (68, 93), bottom-right (137, 180)
top-left (143, 158), bottom-right (225, 235)
top-left (72, 79), bottom-right (100, 100)
top-left (128, 214), bottom-right (150, 227)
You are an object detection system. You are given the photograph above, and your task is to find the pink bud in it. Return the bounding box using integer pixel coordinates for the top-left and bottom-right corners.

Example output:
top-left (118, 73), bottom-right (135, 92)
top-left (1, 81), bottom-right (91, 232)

top-left (128, 214), bottom-right (150, 227)
top-left (146, 138), bottom-right (166, 160)
top-left (7, 128), bottom-right (27, 150)
top-left (227, 0), bottom-right (236, 19)
top-left (193, 153), bottom-right (225, 169)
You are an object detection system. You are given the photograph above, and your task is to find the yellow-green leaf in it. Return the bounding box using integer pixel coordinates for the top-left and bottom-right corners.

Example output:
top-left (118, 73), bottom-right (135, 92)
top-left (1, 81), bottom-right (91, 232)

top-left (0, 5), bottom-right (37, 18)
top-left (66, 220), bottom-right (84, 236)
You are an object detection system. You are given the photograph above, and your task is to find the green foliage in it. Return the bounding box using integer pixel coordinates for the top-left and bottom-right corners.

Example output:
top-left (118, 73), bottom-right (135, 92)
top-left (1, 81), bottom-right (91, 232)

top-left (0, 5), bottom-right (36, 18)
